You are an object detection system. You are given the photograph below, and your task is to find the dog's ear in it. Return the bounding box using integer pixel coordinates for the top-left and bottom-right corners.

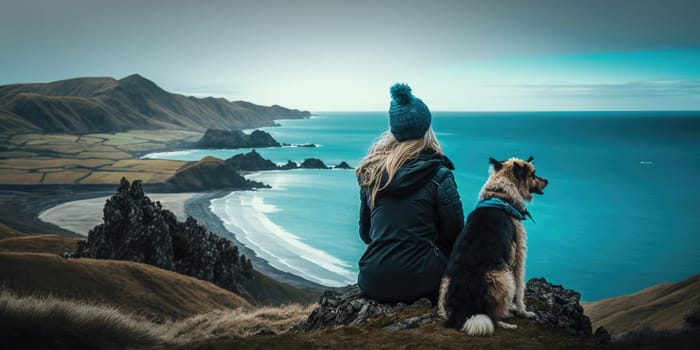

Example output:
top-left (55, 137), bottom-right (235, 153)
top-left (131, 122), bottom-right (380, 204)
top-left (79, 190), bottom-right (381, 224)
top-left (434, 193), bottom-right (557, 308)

top-left (526, 156), bottom-right (534, 163)
top-left (489, 157), bottom-right (503, 172)
top-left (513, 162), bottom-right (530, 183)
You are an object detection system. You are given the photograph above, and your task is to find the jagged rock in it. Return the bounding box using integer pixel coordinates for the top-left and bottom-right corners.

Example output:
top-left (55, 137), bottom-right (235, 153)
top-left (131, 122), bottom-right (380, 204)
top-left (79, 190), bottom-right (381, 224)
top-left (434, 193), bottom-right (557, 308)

top-left (334, 161), bottom-right (354, 170)
top-left (75, 178), bottom-right (254, 297)
top-left (225, 149), bottom-right (278, 171)
top-left (298, 278), bottom-right (594, 337)
top-left (254, 329), bottom-right (277, 336)
top-left (279, 160), bottom-right (298, 170)
top-left (593, 326), bottom-right (612, 346)
top-left (525, 277), bottom-right (593, 337)
top-left (195, 129), bottom-right (281, 149)
top-left (294, 285), bottom-right (434, 332)
top-left (299, 158), bottom-right (329, 169)
top-left (383, 314), bottom-right (436, 331)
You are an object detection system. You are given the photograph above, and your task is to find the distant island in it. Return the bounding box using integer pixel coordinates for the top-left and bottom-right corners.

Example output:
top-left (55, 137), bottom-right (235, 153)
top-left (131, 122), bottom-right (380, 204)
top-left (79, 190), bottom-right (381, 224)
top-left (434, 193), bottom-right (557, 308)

top-left (194, 129), bottom-right (281, 149)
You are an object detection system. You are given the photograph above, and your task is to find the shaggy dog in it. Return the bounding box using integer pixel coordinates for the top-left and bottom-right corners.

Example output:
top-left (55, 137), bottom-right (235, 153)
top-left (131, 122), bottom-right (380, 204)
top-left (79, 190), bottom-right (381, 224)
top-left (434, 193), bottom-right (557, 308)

top-left (437, 156), bottom-right (548, 335)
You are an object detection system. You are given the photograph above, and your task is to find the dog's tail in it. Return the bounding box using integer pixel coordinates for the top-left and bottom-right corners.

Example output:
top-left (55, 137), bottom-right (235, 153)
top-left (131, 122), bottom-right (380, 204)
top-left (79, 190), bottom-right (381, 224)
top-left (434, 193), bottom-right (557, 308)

top-left (461, 314), bottom-right (494, 336)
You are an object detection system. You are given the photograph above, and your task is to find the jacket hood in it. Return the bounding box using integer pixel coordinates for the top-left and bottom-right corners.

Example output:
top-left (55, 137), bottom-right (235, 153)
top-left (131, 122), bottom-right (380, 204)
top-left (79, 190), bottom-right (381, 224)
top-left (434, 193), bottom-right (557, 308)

top-left (378, 150), bottom-right (454, 198)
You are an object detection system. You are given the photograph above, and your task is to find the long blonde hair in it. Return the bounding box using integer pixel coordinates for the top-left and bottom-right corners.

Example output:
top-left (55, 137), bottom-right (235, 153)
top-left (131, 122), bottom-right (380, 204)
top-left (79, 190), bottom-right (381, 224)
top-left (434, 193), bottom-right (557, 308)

top-left (356, 128), bottom-right (442, 208)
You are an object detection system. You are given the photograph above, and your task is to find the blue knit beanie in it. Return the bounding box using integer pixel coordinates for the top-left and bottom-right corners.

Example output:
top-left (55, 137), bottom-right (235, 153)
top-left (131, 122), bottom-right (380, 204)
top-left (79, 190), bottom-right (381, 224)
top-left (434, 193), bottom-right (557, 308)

top-left (388, 83), bottom-right (431, 142)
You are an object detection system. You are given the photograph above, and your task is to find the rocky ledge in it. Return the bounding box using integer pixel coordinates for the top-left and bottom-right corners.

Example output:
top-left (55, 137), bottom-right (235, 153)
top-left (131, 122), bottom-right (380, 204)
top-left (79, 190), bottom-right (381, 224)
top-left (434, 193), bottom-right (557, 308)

top-left (293, 279), bottom-right (611, 345)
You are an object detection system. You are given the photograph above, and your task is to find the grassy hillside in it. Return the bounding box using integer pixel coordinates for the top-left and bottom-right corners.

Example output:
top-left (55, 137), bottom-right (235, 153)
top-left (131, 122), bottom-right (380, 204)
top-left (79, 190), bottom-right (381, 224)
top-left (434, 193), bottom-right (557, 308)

top-left (0, 74), bottom-right (310, 133)
top-left (0, 234), bottom-right (80, 255)
top-left (583, 273), bottom-right (700, 338)
top-left (0, 252), bottom-right (250, 321)
top-left (0, 222), bottom-right (25, 239)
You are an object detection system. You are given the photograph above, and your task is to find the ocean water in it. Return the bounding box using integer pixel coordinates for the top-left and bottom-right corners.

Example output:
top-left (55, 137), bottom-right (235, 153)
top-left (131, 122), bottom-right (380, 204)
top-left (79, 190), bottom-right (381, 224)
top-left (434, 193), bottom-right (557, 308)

top-left (144, 111), bottom-right (700, 301)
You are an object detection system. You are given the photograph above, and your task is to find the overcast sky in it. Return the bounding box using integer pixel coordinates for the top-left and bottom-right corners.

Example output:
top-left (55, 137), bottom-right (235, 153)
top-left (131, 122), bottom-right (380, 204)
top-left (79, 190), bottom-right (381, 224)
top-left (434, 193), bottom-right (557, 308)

top-left (1, 0), bottom-right (699, 111)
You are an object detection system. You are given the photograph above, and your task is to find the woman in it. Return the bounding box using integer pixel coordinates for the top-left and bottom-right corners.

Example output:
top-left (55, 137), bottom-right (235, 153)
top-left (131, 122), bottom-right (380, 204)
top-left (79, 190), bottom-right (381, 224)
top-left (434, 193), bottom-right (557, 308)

top-left (356, 83), bottom-right (464, 303)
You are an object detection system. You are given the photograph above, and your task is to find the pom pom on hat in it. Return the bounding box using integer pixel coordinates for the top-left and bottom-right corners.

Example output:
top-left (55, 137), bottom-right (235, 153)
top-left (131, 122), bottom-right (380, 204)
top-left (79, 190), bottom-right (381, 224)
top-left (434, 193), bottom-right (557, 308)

top-left (390, 83), bottom-right (414, 106)
top-left (388, 83), bottom-right (431, 142)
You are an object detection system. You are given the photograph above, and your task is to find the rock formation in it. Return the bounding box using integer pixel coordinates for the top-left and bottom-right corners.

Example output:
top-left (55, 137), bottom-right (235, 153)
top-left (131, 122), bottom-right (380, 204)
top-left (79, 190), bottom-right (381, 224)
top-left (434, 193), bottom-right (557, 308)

top-left (525, 277), bottom-right (593, 337)
top-left (167, 156), bottom-right (268, 191)
top-left (295, 278), bottom-right (598, 340)
top-left (334, 161), bottom-right (354, 170)
top-left (299, 158), bottom-right (329, 169)
top-left (195, 129), bottom-right (281, 149)
top-left (225, 149), bottom-right (279, 171)
top-left (75, 178), bottom-right (254, 297)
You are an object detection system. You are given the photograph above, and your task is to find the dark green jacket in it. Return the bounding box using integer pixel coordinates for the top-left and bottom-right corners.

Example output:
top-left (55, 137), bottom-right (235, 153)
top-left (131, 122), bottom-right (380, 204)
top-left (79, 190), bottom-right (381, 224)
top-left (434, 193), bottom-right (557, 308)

top-left (357, 150), bottom-right (464, 302)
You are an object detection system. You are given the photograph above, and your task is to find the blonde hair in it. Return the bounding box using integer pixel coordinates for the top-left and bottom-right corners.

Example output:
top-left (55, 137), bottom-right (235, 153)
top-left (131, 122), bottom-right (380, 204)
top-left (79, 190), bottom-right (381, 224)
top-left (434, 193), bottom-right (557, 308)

top-left (356, 128), bottom-right (442, 208)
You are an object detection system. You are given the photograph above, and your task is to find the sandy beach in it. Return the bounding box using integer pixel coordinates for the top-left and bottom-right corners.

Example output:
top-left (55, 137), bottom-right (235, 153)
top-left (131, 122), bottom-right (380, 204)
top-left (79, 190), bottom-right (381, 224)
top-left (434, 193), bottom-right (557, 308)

top-left (38, 192), bottom-right (197, 236)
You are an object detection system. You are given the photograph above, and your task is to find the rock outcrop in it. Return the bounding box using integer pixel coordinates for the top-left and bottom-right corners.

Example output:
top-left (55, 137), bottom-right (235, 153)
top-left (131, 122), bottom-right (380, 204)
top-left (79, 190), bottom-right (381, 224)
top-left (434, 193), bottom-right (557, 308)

top-left (334, 161), bottom-right (354, 170)
top-left (296, 278), bottom-right (596, 339)
top-left (223, 150), bottom-right (351, 172)
top-left (75, 178), bottom-right (254, 297)
top-left (293, 285), bottom-right (436, 332)
top-left (299, 158), bottom-right (329, 169)
top-left (279, 160), bottom-right (298, 170)
top-left (195, 129), bottom-right (281, 149)
top-left (167, 156), bottom-right (268, 191)
top-left (525, 277), bottom-right (593, 337)
top-left (225, 149), bottom-right (278, 171)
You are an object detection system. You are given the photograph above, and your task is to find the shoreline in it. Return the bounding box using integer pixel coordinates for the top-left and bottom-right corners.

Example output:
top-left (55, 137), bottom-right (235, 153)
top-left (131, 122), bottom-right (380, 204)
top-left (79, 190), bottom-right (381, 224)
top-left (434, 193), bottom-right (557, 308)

top-left (38, 192), bottom-right (198, 236)
top-left (184, 191), bottom-right (327, 292)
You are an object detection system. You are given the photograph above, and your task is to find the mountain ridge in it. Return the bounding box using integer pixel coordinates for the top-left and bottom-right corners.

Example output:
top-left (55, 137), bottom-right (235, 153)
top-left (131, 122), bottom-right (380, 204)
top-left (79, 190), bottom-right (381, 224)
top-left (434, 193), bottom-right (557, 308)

top-left (0, 74), bottom-right (310, 133)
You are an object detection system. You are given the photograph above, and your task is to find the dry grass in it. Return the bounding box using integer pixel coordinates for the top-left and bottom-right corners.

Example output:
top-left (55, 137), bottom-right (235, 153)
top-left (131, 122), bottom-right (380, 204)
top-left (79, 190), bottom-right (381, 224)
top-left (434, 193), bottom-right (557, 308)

top-left (0, 289), bottom-right (168, 350)
top-left (119, 142), bottom-right (167, 152)
top-left (42, 169), bottom-right (92, 184)
top-left (79, 171), bottom-right (172, 184)
top-left (169, 304), bottom-right (315, 342)
top-left (10, 134), bottom-right (79, 145)
top-left (0, 234), bottom-right (80, 255)
top-left (583, 273), bottom-right (700, 339)
top-left (22, 143), bottom-right (87, 154)
top-left (0, 170), bottom-right (43, 184)
top-left (104, 159), bottom-right (186, 171)
top-left (75, 151), bottom-right (132, 159)
top-left (0, 157), bottom-right (113, 169)
top-left (0, 151), bottom-right (38, 158)
top-left (0, 252), bottom-right (250, 320)
top-left (0, 223), bottom-right (25, 239)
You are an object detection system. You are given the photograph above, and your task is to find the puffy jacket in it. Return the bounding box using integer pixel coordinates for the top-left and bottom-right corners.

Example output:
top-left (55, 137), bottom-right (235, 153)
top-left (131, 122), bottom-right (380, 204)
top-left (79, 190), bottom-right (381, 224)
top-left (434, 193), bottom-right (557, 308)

top-left (357, 150), bottom-right (464, 302)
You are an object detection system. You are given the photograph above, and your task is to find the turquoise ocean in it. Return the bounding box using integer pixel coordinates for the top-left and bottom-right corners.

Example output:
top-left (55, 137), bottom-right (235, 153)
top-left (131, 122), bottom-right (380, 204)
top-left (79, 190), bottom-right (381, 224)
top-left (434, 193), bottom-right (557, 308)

top-left (144, 112), bottom-right (700, 301)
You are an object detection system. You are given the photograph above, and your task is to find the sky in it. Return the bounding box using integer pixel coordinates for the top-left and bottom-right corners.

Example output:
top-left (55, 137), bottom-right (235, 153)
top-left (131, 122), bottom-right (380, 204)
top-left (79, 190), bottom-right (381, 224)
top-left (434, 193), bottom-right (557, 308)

top-left (1, 0), bottom-right (699, 111)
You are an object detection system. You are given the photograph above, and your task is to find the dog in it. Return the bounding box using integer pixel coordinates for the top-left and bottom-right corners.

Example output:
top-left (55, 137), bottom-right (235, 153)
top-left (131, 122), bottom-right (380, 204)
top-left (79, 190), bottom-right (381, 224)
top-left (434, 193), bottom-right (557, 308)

top-left (437, 156), bottom-right (548, 335)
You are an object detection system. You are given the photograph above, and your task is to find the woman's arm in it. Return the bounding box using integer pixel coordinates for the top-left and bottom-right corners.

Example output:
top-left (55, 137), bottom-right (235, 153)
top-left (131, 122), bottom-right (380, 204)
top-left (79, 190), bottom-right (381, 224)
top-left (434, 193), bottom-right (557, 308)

top-left (436, 171), bottom-right (464, 254)
top-left (359, 188), bottom-right (372, 244)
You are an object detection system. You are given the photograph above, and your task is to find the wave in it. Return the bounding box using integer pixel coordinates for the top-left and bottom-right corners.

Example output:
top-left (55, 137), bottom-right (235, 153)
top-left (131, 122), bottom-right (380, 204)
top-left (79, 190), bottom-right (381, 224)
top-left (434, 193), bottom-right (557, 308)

top-left (140, 150), bottom-right (196, 159)
top-left (210, 191), bottom-right (356, 287)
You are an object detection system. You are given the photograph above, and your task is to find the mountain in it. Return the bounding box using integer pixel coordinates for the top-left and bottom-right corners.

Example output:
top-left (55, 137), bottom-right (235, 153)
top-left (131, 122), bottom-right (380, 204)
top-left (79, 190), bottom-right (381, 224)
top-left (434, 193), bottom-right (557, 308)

top-left (0, 74), bottom-right (310, 133)
top-left (583, 273), bottom-right (700, 338)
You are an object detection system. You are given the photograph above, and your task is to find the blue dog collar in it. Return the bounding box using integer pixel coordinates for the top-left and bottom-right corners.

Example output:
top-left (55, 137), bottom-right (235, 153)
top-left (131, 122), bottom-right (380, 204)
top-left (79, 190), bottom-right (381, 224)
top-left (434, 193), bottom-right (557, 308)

top-left (475, 197), bottom-right (534, 222)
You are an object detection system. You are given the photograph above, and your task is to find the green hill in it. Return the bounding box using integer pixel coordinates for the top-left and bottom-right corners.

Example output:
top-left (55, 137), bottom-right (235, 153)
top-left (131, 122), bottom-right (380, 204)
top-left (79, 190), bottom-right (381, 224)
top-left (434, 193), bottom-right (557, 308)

top-left (0, 74), bottom-right (310, 133)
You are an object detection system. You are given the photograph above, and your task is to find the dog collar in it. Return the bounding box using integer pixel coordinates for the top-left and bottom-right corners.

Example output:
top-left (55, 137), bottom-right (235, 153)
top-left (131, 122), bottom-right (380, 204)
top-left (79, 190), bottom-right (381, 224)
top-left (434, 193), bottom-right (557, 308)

top-left (475, 197), bottom-right (534, 222)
